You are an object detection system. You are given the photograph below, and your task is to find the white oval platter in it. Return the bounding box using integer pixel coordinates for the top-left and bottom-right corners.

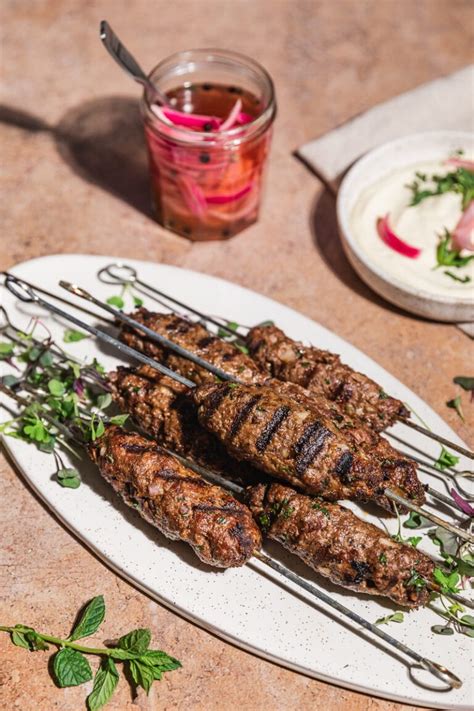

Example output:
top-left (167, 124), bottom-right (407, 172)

top-left (0, 254), bottom-right (472, 709)
top-left (337, 131), bottom-right (474, 323)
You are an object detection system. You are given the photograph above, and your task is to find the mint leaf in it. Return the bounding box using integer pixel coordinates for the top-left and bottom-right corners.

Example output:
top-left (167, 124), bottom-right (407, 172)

top-left (139, 649), bottom-right (181, 672)
top-left (431, 625), bottom-right (454, 636)
top-left (69, 595), bottom-right (105, 642)
top-left (96, 393), bottom-right (112, 410)
top-left (402, 512), bottom-right (432, 530)
top-left (434, 447), bottom-right (460, 471)
top-left (64, 329), bottom-right (89, 343)
top-left (433, 567), bottom-right (461, 594)
top-left (2, 374), bottom-right (20, 387)
top-left (57, 471), bottom-right (81, 489)
top-left (106, 296), bottom-right (124, 309)
top-left (48, 379), bottom-right (66, 397)
top-left (39, 351), bottom-right (54, 367)
top-left (57, 467), bottom-right (80, 480)
top-left (24, 630), bottom-right (49, 651)
top-left (117, 628), bottom-right (151, 656)
top-left (133, 296), bottom-right (144, 307)
top-left (53, 647), bottom-right (93, 687)
top-left (11, 629), bottom-right (30, 649)
top-left (460, 614), bottom-right (474, 628)
top-left (446, 395), bottom-right (465, 421)
top-left (109, 414), bottom-right (129, 426)
top-left (453, 376), bottom-right (474, 391)
top-left (376, 612), bottom-right (404, 625)
top-left (129, 659), bottom-right (154, 694)
top-left (0, 342), bottom-right (14, 359)
top-left (87, 657), bottom-right (119, 711)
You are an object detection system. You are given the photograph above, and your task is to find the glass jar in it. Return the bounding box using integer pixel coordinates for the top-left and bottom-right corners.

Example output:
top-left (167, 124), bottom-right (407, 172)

top-left (141, 49), bottom-right (276, 241)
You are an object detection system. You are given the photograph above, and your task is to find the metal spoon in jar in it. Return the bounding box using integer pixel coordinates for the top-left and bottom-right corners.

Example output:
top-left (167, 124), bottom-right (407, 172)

top-left (99, 20), bottom-right (169, 106)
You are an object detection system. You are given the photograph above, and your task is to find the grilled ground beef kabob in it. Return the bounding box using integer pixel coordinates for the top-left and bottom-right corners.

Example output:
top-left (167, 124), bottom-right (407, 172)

top-left (248, 483), bottom-right (434, 607)
top-left (194, 381), bottom-right (421, 512)
top-left (246, 324), bottom-right (409, 431)
top-left (109, 365), bottom-right (424, 512)
top-left (89, 425), bottom-right (261, 567)
top-left (118, 311), bottom-right (425, 511)
top-left (108, 365), bottom-right (264, 486)
top-left (103, 384), bottom-right (434, 607)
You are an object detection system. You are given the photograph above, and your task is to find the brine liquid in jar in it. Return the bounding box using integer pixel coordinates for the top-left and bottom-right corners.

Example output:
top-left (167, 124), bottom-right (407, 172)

top-left (143, 82), bottom-right (274, 241)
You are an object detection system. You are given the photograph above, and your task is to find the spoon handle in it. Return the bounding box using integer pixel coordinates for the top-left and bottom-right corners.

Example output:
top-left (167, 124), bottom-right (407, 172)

top-left (100, 20), bottom-right (167, 105)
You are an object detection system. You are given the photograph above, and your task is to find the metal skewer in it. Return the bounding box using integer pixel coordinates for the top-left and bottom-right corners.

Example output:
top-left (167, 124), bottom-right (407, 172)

top-left (4, 273), bottom-right (472, 484)
top-left (60, 279), bottom-right (474, 499)
top-left (55, 278), bottom-right (474, 543)
top-left (0, 272), bottom-right (111, 324)
top-left (97, 263), bottom-right (237, 336)
top-left (5, 275), bottom-right (473, 545)
top-left (3, 278), bottom-right (472, 511)
top-left (0, 382), bottom-right (465, 690)
top-left (0, 310), bottom-right (467, 521)
top-left (97, 262), bottom-right (474, 460)
top-left (59, 281), bottom-right (235, 383)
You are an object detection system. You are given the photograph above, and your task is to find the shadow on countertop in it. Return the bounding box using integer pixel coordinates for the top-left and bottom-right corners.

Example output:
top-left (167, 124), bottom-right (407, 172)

top-left (0, 96), bottom-right (153, 219)
top-left (310, 185), bottom-right (408, 317)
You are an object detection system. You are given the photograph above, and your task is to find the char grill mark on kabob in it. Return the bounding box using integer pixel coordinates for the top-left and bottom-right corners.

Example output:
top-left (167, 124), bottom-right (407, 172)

top-left (246, 324), bottom-right (410, 431)
top-left (193, 381), bottom-right (423, 513)
top-left (107, 370), bottom-right (435, 607)
top-left (117, 311), bottom-right (425, 510)
top-left (88, 425), bottom-right (262, 568)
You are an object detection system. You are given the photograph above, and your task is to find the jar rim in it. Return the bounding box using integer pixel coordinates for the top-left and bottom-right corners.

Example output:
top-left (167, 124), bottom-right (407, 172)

top-left (141, 47), bottom-right (276, 145)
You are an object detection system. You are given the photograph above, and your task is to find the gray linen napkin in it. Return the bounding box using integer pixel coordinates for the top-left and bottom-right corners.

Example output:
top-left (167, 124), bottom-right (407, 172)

top-left (297, 65), bottom-right (474, 336)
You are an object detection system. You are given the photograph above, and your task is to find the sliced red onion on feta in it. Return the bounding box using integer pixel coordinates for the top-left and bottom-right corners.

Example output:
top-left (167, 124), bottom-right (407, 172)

top-left (452, 201), bottom-right (474, 252)
top-left (445, 157), bottom-right (474, 171)
top-left (376, 214), bottom-right (422, 259)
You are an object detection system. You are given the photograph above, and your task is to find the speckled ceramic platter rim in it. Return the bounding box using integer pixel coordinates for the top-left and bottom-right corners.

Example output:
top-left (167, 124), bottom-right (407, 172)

top-left (337, 131), bottom-right (474, 322)
top-left (1, 255), bottom-right (472, 709)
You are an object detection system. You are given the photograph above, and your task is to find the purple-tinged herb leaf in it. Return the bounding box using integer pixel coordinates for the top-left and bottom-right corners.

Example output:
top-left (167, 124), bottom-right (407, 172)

top-left (450, 488), bottom-right (474, 517)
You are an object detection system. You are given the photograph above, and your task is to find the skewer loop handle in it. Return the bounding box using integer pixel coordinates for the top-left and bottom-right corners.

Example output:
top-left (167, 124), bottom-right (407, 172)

top-left (418, 658), bottom-right (462, 690)
top-left (5, 276), bottom-right (38, 303)
top-left (97, 263), bottom-right (137, 285)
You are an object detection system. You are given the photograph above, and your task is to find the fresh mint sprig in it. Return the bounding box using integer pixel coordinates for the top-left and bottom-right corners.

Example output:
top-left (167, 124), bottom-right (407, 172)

top-left (0, 596), bottom-right (181, 710)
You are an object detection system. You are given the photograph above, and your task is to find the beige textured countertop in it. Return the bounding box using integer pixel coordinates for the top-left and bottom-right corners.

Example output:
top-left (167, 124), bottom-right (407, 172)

top-left (1, 1), bottom-right (473, 709)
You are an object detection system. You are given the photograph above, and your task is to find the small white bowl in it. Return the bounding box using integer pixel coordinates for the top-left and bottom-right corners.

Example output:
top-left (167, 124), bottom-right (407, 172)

top-left (337, 131), bottom-right (474, 322)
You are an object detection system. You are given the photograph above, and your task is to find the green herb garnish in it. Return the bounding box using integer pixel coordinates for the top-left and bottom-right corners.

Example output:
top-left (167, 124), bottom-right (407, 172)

top-left (375, 612), bottom-right (404, 626)
top-left (435, 230), bottom-right (474, 270)
top-left (106, 295), bottom-right (125, 309)
top-left (0, 595), bottom-right (181, 709)
top-left (446, 395), bottom-right (465, 422)
top-left (453, 376), bottom-right (474, 392)
top-left (64, 329), bottom-right (90, 343)
top-left (433, 567), bottom-right (461, 595)
top-left (434, 447), bottom-right (460, 471)
top-left (407, 166), bottom-right (474, 210)
top-left (444, 270), bottom-right (471, 283)
top-left (405, 570), bottom-right (426, 591)
top-left (311, 501), bottom-right (330, 517)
